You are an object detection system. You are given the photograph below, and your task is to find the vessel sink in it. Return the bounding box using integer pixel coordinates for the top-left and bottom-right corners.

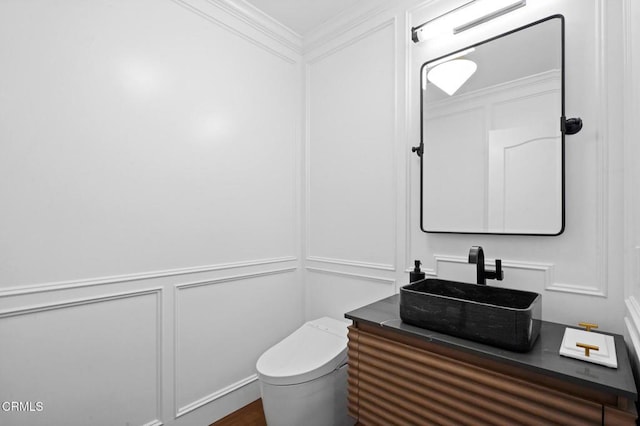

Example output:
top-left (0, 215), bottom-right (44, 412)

top-left (400, 279), bottom-right (541, 352)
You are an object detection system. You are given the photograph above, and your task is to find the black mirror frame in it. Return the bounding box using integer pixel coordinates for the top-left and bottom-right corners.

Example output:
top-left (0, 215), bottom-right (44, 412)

top-left (416, 14), bottom-right (574, 236)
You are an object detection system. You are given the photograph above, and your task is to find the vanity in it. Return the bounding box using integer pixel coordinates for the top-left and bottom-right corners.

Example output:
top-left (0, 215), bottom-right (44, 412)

top-left (345, 295), bottom-right (637, 425)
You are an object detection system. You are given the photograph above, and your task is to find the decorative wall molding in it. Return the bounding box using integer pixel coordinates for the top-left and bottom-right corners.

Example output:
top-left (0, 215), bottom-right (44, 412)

top-left (622, 0), bottom-right (640, 346)
top-left (426, 254), bottom-right (554, 279)
top-left (0, 256), bottom-right (297, 298)
top-left (418, 254), bottom-right (604, 297)
top-left (169, 0), bottom-right (299, 63)
top-left (0, 287), bottom-right (161, 317)
top-left (305, 18), bottom-right (398, 272)
top-left (391, 15), bottom-right (401, 277)
top-left (173, 266), bottom-right (295, 417)
top-left (306, 266), bottom-right (396, 286)
top-left (174, 266), bottom-right (297, 291)
top-left (303, 58), bottom-right (312, 266)
top-left (0, 288), bottom-right (164, 424)
top-left (425, 254), bottom-right (551, 281)
top-left (176, 374), bottom-right (258, 418)
top-left (545, 280), bottom-right (605, 297)
top-left (306, 256), bottom-right (395, 272)
top-left (592, 0), bottom-right (610, 298)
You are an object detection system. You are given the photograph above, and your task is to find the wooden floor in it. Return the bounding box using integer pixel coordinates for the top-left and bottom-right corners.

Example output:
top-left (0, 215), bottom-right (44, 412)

top-left (211, 399), bottom-right (267, 426)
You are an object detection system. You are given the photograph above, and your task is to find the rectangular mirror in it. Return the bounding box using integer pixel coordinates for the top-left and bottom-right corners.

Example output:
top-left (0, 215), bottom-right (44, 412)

top-left (419, 15), bottom-right (564, 235)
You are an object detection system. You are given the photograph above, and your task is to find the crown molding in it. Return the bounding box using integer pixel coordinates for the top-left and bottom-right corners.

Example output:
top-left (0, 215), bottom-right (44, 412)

top-left (303, 0), bottom-right (398, 54)
top-left (209, 0), bottom-right (303, 52)
top-left (170, 0), bottom-right (302, 61)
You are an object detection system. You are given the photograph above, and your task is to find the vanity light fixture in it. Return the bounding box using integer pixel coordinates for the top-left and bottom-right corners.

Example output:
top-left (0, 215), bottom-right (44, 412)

top-left (412, 0), bottom-right (526, 43)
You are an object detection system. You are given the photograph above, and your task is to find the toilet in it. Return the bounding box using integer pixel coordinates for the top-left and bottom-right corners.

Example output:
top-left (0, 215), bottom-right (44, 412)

top-left (256, 317), bottom-right (353, 426)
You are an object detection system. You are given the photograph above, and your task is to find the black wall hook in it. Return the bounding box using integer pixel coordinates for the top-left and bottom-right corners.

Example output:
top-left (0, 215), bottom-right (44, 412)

top-left (562, 117), bottom-right (583, 135)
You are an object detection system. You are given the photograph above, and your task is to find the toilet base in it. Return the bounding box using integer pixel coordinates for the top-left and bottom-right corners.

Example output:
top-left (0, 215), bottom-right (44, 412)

top-left (260, 364), bottom-right (353, 426)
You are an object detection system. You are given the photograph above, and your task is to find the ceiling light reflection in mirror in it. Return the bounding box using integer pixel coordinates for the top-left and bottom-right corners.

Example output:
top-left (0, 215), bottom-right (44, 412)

top-left (421, 48), bottom-right (477, 96)
top-left (428, 59), bottom-right (477, 96)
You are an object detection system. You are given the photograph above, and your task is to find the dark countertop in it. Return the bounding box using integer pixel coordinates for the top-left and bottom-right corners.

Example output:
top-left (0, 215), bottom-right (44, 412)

top-left (345, 294), bottom-right (637, 401)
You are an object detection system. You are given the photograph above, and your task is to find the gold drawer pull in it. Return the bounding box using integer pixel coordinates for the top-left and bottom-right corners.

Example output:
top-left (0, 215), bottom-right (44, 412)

top-left (576, 342), bottom-right (599, 357)
top-left (578, 322), bottom-right (598, 332)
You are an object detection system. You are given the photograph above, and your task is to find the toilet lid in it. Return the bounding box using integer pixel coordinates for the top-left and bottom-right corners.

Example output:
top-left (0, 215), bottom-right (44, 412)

top-left (256, 317), bottom-right (351, 385)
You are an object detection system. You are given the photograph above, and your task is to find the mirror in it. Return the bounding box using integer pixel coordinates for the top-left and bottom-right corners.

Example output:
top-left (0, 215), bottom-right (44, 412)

top-left (419, 16), bottom-right (564, 235)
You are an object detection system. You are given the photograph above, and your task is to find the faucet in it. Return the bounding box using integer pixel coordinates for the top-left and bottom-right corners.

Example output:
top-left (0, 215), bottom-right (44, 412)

top-left (468, 246), bottom-right (504, 285)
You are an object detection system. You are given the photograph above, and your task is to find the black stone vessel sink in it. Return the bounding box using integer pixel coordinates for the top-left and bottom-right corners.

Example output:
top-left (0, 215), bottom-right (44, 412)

top-left (400, 279), bottom-right (541, 352)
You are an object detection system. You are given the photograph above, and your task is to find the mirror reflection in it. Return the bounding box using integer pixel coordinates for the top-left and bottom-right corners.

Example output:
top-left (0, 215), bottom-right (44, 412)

top-left (420, 16), bottom-right (563, 235)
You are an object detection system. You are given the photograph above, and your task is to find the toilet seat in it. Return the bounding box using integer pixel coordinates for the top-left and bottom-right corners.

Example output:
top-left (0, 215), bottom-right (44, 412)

top-left (256, 317), bottom-right (350, 386)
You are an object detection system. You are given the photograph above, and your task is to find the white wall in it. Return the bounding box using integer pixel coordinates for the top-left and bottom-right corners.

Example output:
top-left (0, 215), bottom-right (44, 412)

top-left (303, 0), bottom-right (633, 347)
top-left (1, 0), bottom-right (638, 424)
top-left (303, 12), bottom-right (401, 317)
top-left (622, 0), bottom-right (640, 380)
top-left (0, 0), bottom-right (303, 424)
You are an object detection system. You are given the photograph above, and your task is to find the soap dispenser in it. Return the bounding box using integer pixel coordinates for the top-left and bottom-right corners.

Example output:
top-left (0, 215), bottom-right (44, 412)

top-left (410, 260), bottom-right (426, 282)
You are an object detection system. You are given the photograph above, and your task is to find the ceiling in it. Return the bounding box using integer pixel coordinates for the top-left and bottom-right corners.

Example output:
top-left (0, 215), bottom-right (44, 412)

top-left (243, 0), bottom-right (364, 35)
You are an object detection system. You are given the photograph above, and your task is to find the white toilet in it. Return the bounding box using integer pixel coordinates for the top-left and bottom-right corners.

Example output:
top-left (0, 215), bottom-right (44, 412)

top-left (256, 317), bottom-right (353, 426)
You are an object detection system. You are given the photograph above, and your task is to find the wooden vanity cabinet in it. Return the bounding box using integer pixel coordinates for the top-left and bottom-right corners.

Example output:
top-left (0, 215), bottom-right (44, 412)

top-left (347, 322), bottom-right (637, 426)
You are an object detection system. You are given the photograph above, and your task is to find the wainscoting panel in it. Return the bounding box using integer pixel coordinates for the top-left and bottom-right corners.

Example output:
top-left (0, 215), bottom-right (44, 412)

top-left (305, 268), bottom-right (395, 321)
top-left (174, 269), bottom-right (302, 417)
top-left (0, 290), bottom-right (162, 426)
top-left (0, 0), bottom-right (303, 424)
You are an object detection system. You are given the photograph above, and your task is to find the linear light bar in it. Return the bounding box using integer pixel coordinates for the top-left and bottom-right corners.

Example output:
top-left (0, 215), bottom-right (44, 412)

top-left (412, 0), bottom-right (526, 43)
top-left (454, 0), bottom-right (526, 34)
top-left (412, 0), bottom-right (476, 43)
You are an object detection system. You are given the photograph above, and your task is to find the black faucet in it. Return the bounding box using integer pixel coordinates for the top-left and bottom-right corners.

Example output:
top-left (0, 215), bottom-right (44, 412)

top-left (468, 246), bottom-right (504, 285)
